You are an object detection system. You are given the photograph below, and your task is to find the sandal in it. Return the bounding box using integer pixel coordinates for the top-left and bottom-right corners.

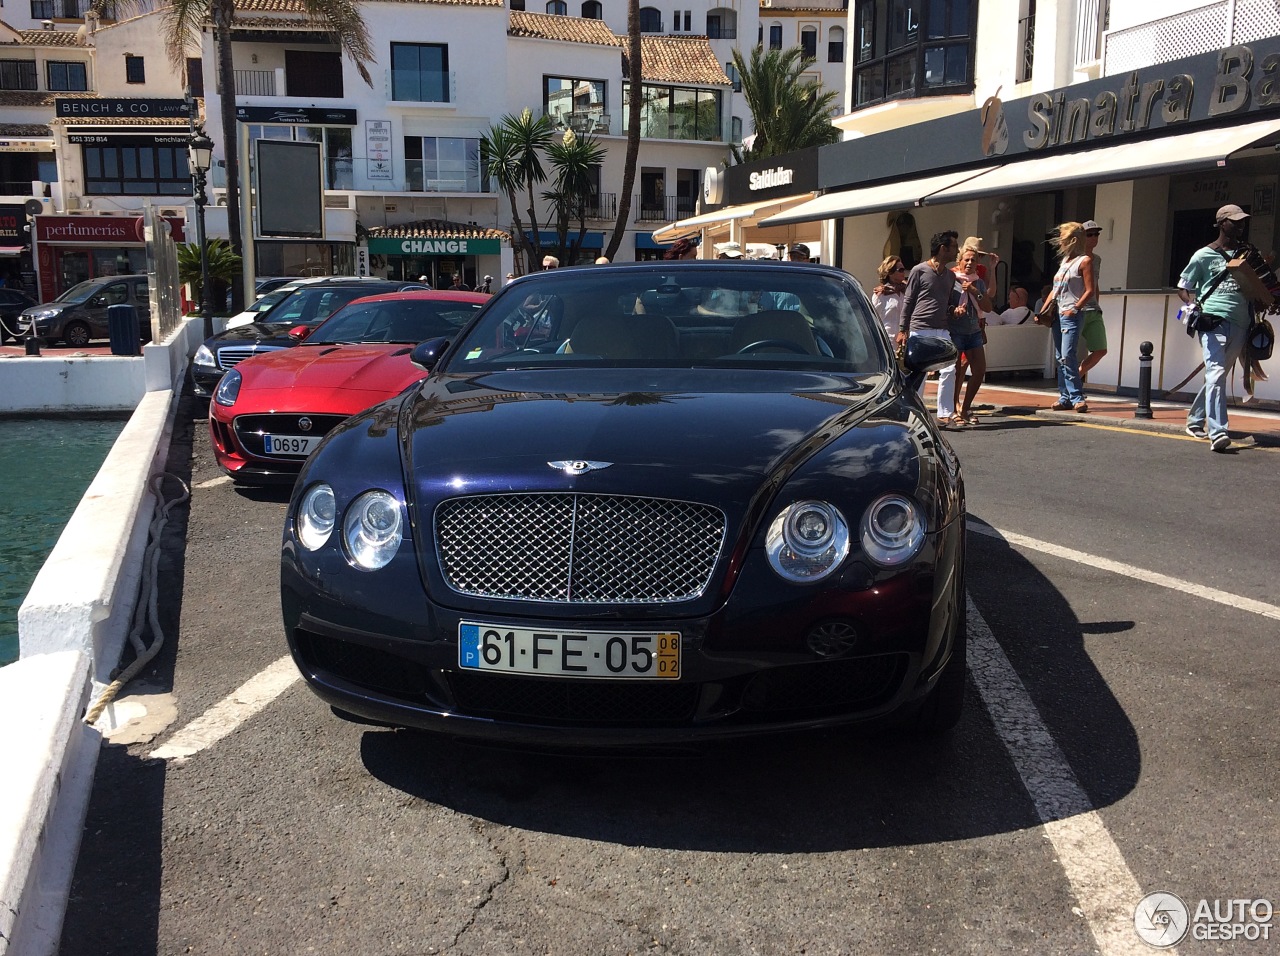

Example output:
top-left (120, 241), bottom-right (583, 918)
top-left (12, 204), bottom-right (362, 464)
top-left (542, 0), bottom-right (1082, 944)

top-left (960, 413), bottom-right (980, 425)
top-left (1050, 401), bottom-right (1072, 411)
top-left (1074, 402), bottom-right (1089, 413)
top-left (937, 416), bottom-right (957, 428)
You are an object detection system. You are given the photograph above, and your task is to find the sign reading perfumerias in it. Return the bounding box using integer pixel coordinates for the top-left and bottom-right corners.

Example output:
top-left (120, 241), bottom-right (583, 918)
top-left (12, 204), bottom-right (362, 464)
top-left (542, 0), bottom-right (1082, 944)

top-left (368, 238), bottom-right (502, 255)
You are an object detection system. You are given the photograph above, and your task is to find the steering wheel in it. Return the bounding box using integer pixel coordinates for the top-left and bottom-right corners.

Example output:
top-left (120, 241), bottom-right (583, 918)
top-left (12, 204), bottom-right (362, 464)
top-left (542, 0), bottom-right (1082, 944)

top-left (737, 338), bottom-right (810, 354)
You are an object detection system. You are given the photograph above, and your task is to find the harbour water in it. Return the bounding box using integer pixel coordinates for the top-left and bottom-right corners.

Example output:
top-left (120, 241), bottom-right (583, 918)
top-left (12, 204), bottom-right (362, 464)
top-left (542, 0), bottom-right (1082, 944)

top-left (0, 417), bottom-right (125, 666)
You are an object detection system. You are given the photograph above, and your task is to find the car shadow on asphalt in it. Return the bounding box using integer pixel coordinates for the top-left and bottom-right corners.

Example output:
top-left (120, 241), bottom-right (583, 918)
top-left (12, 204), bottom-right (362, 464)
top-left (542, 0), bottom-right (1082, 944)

top-left (355, 525), bottom-right (1140, 855)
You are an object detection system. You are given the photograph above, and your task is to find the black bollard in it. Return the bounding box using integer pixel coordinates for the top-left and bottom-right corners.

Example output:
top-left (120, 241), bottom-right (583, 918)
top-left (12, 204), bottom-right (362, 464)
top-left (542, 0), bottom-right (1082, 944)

top-left (1135, 341), bottom-right (1154, 419)
top-left (24, 332), bottom-right (40, 356)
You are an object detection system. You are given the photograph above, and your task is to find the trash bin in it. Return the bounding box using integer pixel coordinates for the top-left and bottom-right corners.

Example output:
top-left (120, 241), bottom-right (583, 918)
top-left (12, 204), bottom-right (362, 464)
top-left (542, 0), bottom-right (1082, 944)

top-left (108, 303), bottom-right (141, 356)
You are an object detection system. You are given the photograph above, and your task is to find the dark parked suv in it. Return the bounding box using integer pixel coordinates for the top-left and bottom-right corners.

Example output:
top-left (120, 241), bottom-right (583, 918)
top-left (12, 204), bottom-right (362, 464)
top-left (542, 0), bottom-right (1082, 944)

top-left (190, 278), bottom-right (428, 397)
top-left (17, 275), bottom-right (151, 347)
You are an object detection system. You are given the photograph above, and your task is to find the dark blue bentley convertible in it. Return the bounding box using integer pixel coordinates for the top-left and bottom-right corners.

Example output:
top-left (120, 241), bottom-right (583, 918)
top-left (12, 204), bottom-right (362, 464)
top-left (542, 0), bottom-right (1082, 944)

top-left (281, 261), bottom-right (965, 746)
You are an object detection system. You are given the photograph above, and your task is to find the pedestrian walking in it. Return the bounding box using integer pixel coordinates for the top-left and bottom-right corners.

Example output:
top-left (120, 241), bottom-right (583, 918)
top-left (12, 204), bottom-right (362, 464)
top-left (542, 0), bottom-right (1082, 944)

top-left (1041, 222), bottom-right (1097, 413)
top-left (1076, 220), bottom-right (1108, 382)
top-left (1177, 204), bottom-right (1255, 452)
top-left (871, 256), bottom-right (907, 341)
top-left (895, 230), bottom-right (961, 424)
top-left (478, 275), bottom-right (493, 294)
top-left (950, 245), bottom-right (993, 425)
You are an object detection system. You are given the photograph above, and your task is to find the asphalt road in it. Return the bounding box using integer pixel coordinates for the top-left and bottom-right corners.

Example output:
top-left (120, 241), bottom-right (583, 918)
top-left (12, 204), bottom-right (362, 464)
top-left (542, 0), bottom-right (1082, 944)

top-left (59, 392), bottom-right (1279, 956)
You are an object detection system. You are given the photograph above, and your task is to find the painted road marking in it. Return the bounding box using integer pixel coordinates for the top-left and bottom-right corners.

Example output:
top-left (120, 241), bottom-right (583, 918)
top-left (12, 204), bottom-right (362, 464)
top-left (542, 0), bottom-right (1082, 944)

top-left (150, 655), bottom-right (300, 762)
top-left (967, 596), bottom-right (1161, 956)
top-left (969, 521), bottom-right (1280, 621)
top-left (193, 475), bottom-right (232, 489)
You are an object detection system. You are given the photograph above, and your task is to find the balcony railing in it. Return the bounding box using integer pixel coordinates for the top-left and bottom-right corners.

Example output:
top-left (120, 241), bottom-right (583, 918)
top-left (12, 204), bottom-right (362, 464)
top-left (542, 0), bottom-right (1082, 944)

top-left (1102, 0), bottom-right (1278, 75)
top-left (583, 192), bottom-right (617, 219)
top-left (1017, 14), bottom-right (1035, 82)
top-left (707, 26), bottom-right (737, 39)
top-left (634, 195), bottom-right (694, 223)
top-left (234, 70), bottom-right (276, 96)
top-left (1074, 0), bottom-right (1108, 68)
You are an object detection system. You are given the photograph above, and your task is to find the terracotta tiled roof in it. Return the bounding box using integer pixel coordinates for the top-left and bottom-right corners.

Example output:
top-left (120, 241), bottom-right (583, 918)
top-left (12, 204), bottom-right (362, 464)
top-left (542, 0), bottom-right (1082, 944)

top-left (235, 0), bottom-right (498, 11)
top-left (16, 29), bottom-right (84, 46)
top-left (53, 115), bottom-right (192, 127)
top-left (629, 35), bottom-right (731, 85)
top-left (0, 90), bottom-right (91, 108)
top-left (508, 11), bottom-right (620, 45)
top-left (367, 218), bottom-right (510, 241)
top-left (0, 123), bottom-right (51, 136)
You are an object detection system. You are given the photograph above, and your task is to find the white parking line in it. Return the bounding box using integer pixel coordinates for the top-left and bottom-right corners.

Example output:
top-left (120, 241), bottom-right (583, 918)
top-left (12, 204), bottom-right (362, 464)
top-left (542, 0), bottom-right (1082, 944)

top-left (150, 655), bottom-right (299, 762)
top-left (967, 596), bottom-right (1162, 956)
top-left (969, 521), bottom-right (1280, 622)
top-left (193, 475), bottom-right (232, 489)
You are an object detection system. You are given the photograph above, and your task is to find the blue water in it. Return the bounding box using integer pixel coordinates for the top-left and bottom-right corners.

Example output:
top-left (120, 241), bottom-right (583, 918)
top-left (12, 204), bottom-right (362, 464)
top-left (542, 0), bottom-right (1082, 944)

top-left (0, 418), bottom-right (125, 666)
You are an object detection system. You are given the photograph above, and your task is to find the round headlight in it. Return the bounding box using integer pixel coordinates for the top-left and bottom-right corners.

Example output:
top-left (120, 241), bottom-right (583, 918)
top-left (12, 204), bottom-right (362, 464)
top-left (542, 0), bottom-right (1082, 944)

top-left (213, 368), bottom-right (241, 407)
top-left (343, 490), bottom-right (403, 570)
top-left (194, 344), bottom-right (215, 367)
top-left (860, 493), bottom-right (926, 567)
top-left (765, 500), bottom-right (850, 583)
top-left (296, 483), bottom-right (336, 550)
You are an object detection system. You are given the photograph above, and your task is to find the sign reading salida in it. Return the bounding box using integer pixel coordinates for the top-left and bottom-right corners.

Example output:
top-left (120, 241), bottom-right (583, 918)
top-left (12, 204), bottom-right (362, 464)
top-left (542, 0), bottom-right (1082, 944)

top-left (748, 167), bottom-right (794, 191)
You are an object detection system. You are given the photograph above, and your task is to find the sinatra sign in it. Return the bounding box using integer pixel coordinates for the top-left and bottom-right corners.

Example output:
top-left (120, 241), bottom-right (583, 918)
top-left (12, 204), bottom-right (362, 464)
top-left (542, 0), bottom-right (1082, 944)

top-left (749, 167), bottom-right (795, 191)
top-left (368, 237), bottom-right (501, 255)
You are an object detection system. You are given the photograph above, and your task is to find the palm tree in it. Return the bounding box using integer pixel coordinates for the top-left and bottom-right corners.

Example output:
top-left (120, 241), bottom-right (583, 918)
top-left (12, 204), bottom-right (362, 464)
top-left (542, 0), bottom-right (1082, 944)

top-left (543, 128), bottom-right (608, 264)
top-left (603, 0), bottom-right (642, 262)
top-left (731, 46), bottom-right (840, 161)
top-left (481, 110), bottom-right (554, 274)
top-left (155, 0), bottom-right (375, 307)
top-left (177, 237), bottom-right (242, 312)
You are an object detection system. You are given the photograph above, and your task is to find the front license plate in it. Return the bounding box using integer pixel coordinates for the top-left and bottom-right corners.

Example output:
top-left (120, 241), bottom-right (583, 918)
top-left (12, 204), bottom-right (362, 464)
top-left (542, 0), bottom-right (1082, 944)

top-left (263, 434), bottom-right (321, 457)
top-left (459, 622), bottom-right (680, 680)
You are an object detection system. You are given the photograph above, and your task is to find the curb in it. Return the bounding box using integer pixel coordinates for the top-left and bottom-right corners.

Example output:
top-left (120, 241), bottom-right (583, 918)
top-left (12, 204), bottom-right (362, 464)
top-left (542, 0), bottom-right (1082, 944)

top-left (994, 404), bottom-right (1280, 448)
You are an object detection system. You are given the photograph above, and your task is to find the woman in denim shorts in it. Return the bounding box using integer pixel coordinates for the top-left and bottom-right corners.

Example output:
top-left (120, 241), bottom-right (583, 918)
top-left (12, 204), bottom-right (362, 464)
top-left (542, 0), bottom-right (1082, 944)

top-left (949, 246), bottom-right (993, 425)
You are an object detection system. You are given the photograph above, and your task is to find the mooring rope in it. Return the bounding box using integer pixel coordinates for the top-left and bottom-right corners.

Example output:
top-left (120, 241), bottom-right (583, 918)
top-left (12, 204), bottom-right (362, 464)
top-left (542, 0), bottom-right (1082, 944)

top-left (83, 472), bottom-right (191, 726)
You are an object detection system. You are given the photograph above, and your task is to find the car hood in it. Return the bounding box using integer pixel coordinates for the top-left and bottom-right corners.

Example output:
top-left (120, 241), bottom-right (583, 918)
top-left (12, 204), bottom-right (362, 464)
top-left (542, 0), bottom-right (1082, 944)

top-left (207, 323), bottom-right (300, 347)
top-left (403, 368), bottom-right (893, 506)
top-left (231, 344), bottom-right (425, 412)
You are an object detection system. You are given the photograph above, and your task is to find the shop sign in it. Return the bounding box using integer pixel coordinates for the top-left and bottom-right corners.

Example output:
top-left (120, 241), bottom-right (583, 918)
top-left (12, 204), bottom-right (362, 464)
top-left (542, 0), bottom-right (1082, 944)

top-left (368, 237), bottom-right (502, 255)
top-left (365, 120), bottom-right (393, 181)
top-left (821, 35), bottom-right (1280, 190)
top-left (236, 106), bottom-right (358, 125)
top-left (722, 148), bottom-right (819, 206)
top-left (749, 167), bottom-right (795, 191)
top-left (35, 215), bottom-right (186, 244)
top-left (0, 204), bottom-right (22, 241)
top-left (55, 98), bottom-right (189, 118)
top-left (0, 140), bottom-right (52, 152)
top-left (68, 132), bottom-right (189, 146)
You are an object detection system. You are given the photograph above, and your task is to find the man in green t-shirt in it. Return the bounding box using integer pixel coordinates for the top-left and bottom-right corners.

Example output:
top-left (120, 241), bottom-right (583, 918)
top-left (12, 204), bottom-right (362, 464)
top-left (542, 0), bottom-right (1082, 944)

top-left (1177, 204), bottom-right (1254, 452)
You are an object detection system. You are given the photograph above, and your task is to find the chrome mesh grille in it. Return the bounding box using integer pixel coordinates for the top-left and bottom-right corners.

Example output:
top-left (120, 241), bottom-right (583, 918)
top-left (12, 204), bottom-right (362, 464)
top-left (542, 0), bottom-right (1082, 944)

top-left (216, 344), bottom-right (287, 369)
top-left (435, 493), bottom-right (725, 603)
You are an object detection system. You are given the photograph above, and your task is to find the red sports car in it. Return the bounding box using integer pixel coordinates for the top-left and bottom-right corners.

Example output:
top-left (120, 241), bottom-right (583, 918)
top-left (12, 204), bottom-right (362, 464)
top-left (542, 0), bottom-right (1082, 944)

top-left (209, 290), bottom-right (488, 484)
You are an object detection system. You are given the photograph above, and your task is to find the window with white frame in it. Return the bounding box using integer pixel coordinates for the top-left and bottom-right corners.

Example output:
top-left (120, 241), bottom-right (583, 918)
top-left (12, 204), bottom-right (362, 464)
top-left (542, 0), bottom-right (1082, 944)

top-left (404, 136), bottom-right (483, 193)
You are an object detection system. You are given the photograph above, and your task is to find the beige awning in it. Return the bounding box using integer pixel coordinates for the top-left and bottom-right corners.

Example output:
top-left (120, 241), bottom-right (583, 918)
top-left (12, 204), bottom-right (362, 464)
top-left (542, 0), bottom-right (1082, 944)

top-left (757, 169), bottom-right (997, 228)
top-left (921, 117), bottom-right (1280, 206)
top-left (653, 192), bottom-right (816, 242)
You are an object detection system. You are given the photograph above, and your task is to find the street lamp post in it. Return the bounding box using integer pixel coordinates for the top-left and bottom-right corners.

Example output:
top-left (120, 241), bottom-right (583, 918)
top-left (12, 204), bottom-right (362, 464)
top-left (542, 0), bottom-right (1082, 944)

top-left (189, 130), bottom-right (215, 339)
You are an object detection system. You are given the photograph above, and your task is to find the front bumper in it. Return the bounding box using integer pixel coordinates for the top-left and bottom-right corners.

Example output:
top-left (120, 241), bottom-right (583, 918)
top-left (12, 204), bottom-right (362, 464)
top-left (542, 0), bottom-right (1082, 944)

top-left (280, 523), bottom-right (965, 746)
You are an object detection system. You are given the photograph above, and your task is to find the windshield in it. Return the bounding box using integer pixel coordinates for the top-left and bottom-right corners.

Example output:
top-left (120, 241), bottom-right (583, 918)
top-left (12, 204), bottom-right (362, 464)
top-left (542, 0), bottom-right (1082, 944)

top-left (307, 297), bottom-right (485, 345)
top-left (444, 264), bottom-right (887, 373)
top-left (263, 286), bottom-right (393, 329)
top-left (54, 280), bottom-right (104, 304)
top-left (245, 288), bottom-right (292, 317)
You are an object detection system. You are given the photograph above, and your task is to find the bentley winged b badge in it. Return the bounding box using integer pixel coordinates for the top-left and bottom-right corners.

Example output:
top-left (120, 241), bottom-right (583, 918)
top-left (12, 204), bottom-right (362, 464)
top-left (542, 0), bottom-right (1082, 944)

top-left (548, 460), bottom-right (613, 475)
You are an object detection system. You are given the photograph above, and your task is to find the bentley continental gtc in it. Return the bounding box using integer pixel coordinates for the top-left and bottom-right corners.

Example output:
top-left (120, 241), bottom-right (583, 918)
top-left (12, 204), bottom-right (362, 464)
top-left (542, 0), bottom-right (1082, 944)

top-left (281, 262), bottom-right (966, 746)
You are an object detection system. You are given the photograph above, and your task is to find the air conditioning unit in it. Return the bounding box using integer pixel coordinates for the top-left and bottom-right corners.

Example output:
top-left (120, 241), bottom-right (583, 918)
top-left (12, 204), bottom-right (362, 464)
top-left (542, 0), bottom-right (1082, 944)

top-left (159, 208), bottom-right (181, 217)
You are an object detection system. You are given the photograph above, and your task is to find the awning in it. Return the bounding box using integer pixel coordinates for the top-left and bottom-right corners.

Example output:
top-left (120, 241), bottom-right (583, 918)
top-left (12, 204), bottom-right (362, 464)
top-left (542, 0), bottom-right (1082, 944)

top-left (0, 246), bottom-right (23, 255)
top-left (758, 169), bottom-right (997, 228)
top-left (922, 117), bottom-right (1280, 206)
top-left (652, 192), bottom-right (816, 242)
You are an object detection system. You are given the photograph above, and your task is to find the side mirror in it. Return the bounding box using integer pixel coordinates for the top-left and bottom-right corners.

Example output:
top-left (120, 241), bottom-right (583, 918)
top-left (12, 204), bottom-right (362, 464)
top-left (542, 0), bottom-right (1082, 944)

top-left (288, 324), bottom-right (310, 341)
top-left (901, 335), bottom-right (959, 393)
top-left (410, 336), bottom-right (450, 370)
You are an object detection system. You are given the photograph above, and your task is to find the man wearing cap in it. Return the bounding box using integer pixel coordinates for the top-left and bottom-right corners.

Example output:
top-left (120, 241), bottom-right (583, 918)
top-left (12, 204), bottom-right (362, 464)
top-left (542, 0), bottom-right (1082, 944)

top-left (1076, 220), bottom-right (1108, 381)
top-left (788, 243), bottom-right (811, 262)
top-left (1177, 204), bottom-right (1254, 451)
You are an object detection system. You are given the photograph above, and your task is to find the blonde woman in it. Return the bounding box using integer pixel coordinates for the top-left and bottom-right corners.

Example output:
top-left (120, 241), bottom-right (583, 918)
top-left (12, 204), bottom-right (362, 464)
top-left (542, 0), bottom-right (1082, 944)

top-left (871, 256), bottom-right (907, 340)
top-left (960, 236), bottom-right (999, 283)
top-left (1044, 222), bottom-right (1097, 412)
top-left (950, 246), bottom-right (993, 424)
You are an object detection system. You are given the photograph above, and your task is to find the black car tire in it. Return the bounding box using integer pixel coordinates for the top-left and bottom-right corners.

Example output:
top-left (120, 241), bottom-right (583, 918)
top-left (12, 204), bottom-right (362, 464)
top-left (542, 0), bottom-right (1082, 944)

top-left (63, 321), bottom-right (92, 348)
top-left (910, 594), bottom-right (967, 736)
